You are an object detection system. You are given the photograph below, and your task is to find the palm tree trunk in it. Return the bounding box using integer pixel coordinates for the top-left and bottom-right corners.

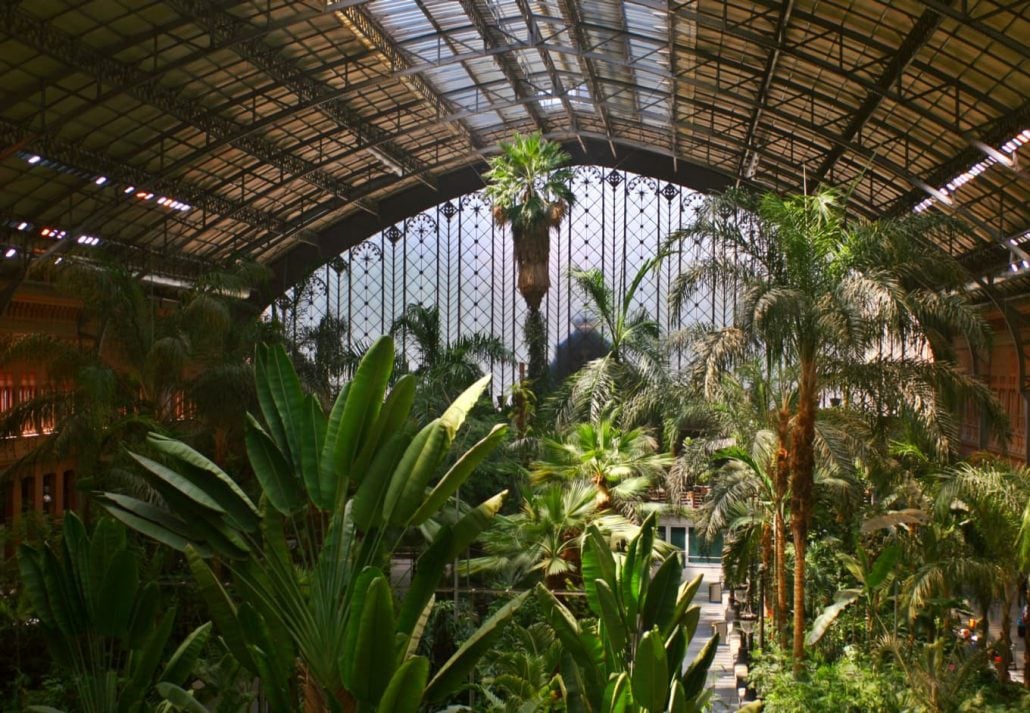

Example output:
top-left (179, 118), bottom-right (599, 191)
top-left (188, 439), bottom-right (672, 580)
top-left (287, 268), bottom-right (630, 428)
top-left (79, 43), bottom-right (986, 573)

top-left (789, 361), bottom-right (818, 673)
top-left (998, 579), bottom-right (1014, 684)
top-left (774, 407), bottom-right (790, 651)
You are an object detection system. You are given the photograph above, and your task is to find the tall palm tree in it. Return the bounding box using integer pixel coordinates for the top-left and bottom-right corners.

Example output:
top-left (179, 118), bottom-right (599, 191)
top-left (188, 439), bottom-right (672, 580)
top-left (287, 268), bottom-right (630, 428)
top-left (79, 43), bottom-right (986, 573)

top-left (558, 257), bottom-right (722, 449)
top-left (934, 460), bottom-right (1030, 683)
top-left (390, 303), bottom-right (513, 418)
top-left (671, 187), bottom-right (1001, 670)
top-left (530, 419), bottom-right (673, 512)
top-left (484, 133), bottom-right (575, 389)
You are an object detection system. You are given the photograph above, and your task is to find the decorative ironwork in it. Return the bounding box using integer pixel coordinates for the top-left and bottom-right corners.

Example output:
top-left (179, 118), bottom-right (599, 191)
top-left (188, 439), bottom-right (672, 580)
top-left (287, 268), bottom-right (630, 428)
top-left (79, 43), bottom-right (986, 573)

top-left (282, 166), bottom-right (726, 397)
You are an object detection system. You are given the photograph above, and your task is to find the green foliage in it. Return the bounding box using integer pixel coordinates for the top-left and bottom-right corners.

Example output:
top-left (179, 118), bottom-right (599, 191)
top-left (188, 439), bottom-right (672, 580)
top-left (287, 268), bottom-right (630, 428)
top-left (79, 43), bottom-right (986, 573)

top-left (537, 515), bottom-right (717, 712)
top-left (101, 335), bottom-right (523, 710)
top-left (17, 513), bottom-right (210, 713)
top-left (748, 647), bottom-right (905, 712)
top-left (483, 133), bottom-right (575, 235)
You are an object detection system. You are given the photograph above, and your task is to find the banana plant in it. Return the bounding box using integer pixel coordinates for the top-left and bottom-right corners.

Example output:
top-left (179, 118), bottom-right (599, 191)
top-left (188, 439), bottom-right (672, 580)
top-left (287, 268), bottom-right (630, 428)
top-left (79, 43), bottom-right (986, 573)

top-left (806, 541), bottom-right (902, 647)
top-left (17, 512), bottom-right (211, 713)
top-left (99, 336), bottom-right (522, 712)
top-left (537, 514), bottom-right (718, 713)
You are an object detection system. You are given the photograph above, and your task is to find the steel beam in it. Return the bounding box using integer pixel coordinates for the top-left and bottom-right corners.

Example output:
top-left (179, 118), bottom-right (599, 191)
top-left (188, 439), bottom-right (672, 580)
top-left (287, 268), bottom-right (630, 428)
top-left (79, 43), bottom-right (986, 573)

top-left (164, 0), bottom-right (433, 187)
top-left (812, 3), bottom-right (950, 183)
top-left (0, 118), bottom-right (287, 232)
top-left (557, 0), bottom-right (617, 153)
top-left (737, 0), bottom-right (793, 181)
top-left (457, 0), bottom-right (546, 131)
top-left (333, 4), bottom-right (483, 152)
top-left (0, 4), bottom-right (363, 205)
top-left (513, 0), bottom-right (582, 141)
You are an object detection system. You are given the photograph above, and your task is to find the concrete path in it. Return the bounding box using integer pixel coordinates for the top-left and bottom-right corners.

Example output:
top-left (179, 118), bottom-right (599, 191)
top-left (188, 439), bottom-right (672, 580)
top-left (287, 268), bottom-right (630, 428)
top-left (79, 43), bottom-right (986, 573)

top-left (683, 567), bottom-right (743, 710)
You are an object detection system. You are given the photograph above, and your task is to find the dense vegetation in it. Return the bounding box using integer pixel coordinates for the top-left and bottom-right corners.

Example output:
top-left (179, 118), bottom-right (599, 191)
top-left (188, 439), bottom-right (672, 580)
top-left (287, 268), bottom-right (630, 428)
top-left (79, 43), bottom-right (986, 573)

top-left (2, 135), bottom-right (1029, 711)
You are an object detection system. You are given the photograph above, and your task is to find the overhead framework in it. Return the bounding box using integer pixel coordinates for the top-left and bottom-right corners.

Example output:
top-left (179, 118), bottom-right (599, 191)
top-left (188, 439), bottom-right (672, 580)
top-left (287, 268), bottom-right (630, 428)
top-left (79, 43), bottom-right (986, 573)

top-left (0, 0), bottom-right (1026, 287)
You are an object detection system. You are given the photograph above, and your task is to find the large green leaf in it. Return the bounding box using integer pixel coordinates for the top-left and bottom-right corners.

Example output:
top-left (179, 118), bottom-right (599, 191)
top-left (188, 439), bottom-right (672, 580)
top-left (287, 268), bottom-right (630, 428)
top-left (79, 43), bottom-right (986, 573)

top-left (866, 543), bottom-right (902, 591)
top-left (185, 547), bottom-right (254, 673)
top-left (325, 335), bottom-right (394, 494)
top-left (641, 553), bottom-right (683, 636)
top-left (101, 498), bottom-right (205, 556)
top-left (580, 525), bottom-right (617, 617)
top-left (631, 628), bottom-right (668, 713)
top-left (160, 622), bottom-right (212, 686)
top-left (244, 415), bottom-right (304, 515)
top-left (121, 606), bottom-right (175, 711)
top-left (129, 452), bottom-right (225, 513)
top-left (671, 574), bottom-right (704, 632)
top-left (350, 373), bottom-right (416, 486)
top-left (384, 420), bottom-right (450, 525)
top-left (94, 548), bottom-right (138, 637)
top-left (603, 672), bottom-right (630, 713)
top-left (17, 547), bottom-right (53, 628)
top-left (147, 433), bottom-right (258, 530)
top-left (297, 393), bottom-right (327, 508)
top-left (254, 343), bottom-right (289, 454)
top-left (340, 567), bottom-right (384, 689)
top-left (424, 589), bottom-right (529, 703)
top-left (155, 683), bottom-right (208, 713)
top-left (351, 430), bottom-right (409, 530)
top-left (396, 492), bottom-right (506, 636)
top-left (409, 423), bottom-right (508, 525)
top-left (596, 580), bottom-right (627, 653)
top-left (349, 575), bottom-right (396, 703)
top-left (377, 655), bottom-right (429, 713)
top-left (806, 589), bottom-right (861, 646)
top-left (439, 373), bottom-right (491, 437)
top-left (680, 633), bottom-right (718, 701)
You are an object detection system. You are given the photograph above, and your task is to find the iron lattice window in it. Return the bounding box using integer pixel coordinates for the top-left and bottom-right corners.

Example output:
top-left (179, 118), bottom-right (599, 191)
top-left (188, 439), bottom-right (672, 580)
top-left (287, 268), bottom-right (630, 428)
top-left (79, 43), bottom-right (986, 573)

top-left (276, 166), bottom-right (736, 398)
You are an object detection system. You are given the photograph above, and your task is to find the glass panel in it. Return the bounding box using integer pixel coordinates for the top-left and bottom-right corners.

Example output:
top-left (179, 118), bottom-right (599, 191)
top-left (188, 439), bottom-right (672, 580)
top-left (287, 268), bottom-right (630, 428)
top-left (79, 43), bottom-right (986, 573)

top-left (688, 527), bottom-right (723, 564)
top-left (670, 526), bottom-right (686, 551)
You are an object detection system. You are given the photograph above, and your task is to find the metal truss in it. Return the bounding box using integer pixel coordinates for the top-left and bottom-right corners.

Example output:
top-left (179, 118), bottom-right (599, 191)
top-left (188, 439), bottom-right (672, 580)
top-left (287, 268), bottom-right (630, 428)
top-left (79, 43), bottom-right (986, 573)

top-left (557, 0), bottom-right (616, 152)
top-left (164, 0), bottom-right (433, 187)
top-left (0, 4), bottom-right (364, 206)
top-left (333, 4), bottom-right (483, 152)
top-left (513, 0), bottom-right (582, 141)
top-left (457, 0), bottom-right (547, 131)
top-left (811, 4), bottom-right (948, 183)
top-left (0, 119), bottom-right (287, 233)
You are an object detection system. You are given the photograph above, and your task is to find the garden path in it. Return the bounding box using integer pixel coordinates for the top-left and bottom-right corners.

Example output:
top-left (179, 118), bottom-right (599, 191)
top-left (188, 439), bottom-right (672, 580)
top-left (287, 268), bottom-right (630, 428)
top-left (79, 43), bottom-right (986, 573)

top-left (683, 565), bottom-right (742, 710)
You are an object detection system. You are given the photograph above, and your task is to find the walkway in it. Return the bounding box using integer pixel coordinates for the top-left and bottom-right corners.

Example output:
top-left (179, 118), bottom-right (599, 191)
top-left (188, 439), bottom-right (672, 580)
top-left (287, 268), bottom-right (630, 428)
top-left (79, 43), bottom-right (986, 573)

top-left (683, 567), bottom-right (743, 710)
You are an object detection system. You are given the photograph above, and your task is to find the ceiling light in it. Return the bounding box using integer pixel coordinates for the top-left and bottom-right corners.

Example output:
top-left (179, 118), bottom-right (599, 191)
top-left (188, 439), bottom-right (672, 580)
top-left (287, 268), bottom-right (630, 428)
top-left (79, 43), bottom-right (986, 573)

top-left (17, 222), bottom-right (28, 231)
top-left (40, 228), bottom-right (51, 236)
top-left (124, 186), bottom-right (135, 194)
top-left (54, 257), bottom-right (62, 265)
top-left (4, 248), bottom-right (16, 258)
top-left (27, 155), bottom-right (41, 164)
top-left (95, 176), bottom-right (107, 185)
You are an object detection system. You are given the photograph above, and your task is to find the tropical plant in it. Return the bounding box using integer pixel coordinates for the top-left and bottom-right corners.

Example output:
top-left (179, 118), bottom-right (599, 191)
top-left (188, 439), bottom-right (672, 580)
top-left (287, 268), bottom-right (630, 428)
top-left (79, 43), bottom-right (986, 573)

top-left (0, 260), bottom-right (270, 487)
top-left (391, 302), bottom-right (513, 418)
top-left (469, 480), bottom-right (641, 590)
top-left (531, 420), bottom-right (673, 513)
top-left (478, 621), bottom-right (568, 712)
top-left (484, 132), bottom-right (575, 388)
top-left (17, 512), bottom-right (212, 713)
top-left (288, 314), bottom-right (365, 408)
top-left (671, 187), bottom-right (1003, 670)
top-left (98, 336), bottom-right (524, 712)
top-left (537, 515), bottom-right (719, 713)
top-left (933, 460), bottom-right (1030, 682)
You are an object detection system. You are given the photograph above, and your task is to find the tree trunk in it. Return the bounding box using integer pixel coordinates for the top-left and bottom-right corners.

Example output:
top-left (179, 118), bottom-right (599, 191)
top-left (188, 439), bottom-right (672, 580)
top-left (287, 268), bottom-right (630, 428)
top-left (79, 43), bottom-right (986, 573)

top-left (774, 407), bottom-right (790, 652)
top-left (512, 226), bottom-right (551, 311)
top-left (789, 361), bottom-right (818, 674)
top-left (524, 307), bottom-right (548, 390)
top-left (998, 579), bottom-right (1014, 684)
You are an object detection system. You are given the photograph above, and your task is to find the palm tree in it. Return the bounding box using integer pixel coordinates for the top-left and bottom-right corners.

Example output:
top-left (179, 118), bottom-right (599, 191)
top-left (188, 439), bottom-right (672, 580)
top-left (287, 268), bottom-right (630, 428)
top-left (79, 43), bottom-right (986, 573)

top-left (530, 419), bottom-right (673, 513)
top-left (0, 260), bottom-right (269, 489)
top-left (288, 315), bottom-right (365, 408)
top-left (484, 133), bottom-right (575, 389)
top-left (934, 460), bottom-right (1030, 683)
top-left (671, 187), bottom-right (1001, 670)
top-left (390, 303), bottom-right (513, 418)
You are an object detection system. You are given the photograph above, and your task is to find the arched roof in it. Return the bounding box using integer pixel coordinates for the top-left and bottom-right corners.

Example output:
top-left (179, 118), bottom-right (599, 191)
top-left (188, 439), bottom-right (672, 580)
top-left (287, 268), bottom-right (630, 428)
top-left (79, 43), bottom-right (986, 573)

top-left (0, 0), bottom-right (1027, 291)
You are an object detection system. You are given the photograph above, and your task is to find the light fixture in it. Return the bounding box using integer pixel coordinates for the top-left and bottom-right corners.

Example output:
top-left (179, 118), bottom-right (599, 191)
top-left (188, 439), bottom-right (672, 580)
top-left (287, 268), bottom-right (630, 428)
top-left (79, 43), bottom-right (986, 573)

top-left (5, 248), bottom-right (16, 258)
top-left (16, 222), bottom-right (28, 231)
top-left (124, 186), bottom-right (135, 194)
top-left (27, 155), bottom-right (41, 164)
top-left (916, 129), bottom-right (1028, 213)
top-left (94, 176), bottom-right (107, 185)
top-left (40, 228), bottom-right (51, 237)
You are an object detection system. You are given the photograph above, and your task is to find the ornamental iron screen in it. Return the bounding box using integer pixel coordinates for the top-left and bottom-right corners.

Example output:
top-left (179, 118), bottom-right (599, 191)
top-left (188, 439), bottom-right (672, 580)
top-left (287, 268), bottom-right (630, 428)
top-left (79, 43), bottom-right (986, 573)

top-left (275, 166), bottom-right (736, 398)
